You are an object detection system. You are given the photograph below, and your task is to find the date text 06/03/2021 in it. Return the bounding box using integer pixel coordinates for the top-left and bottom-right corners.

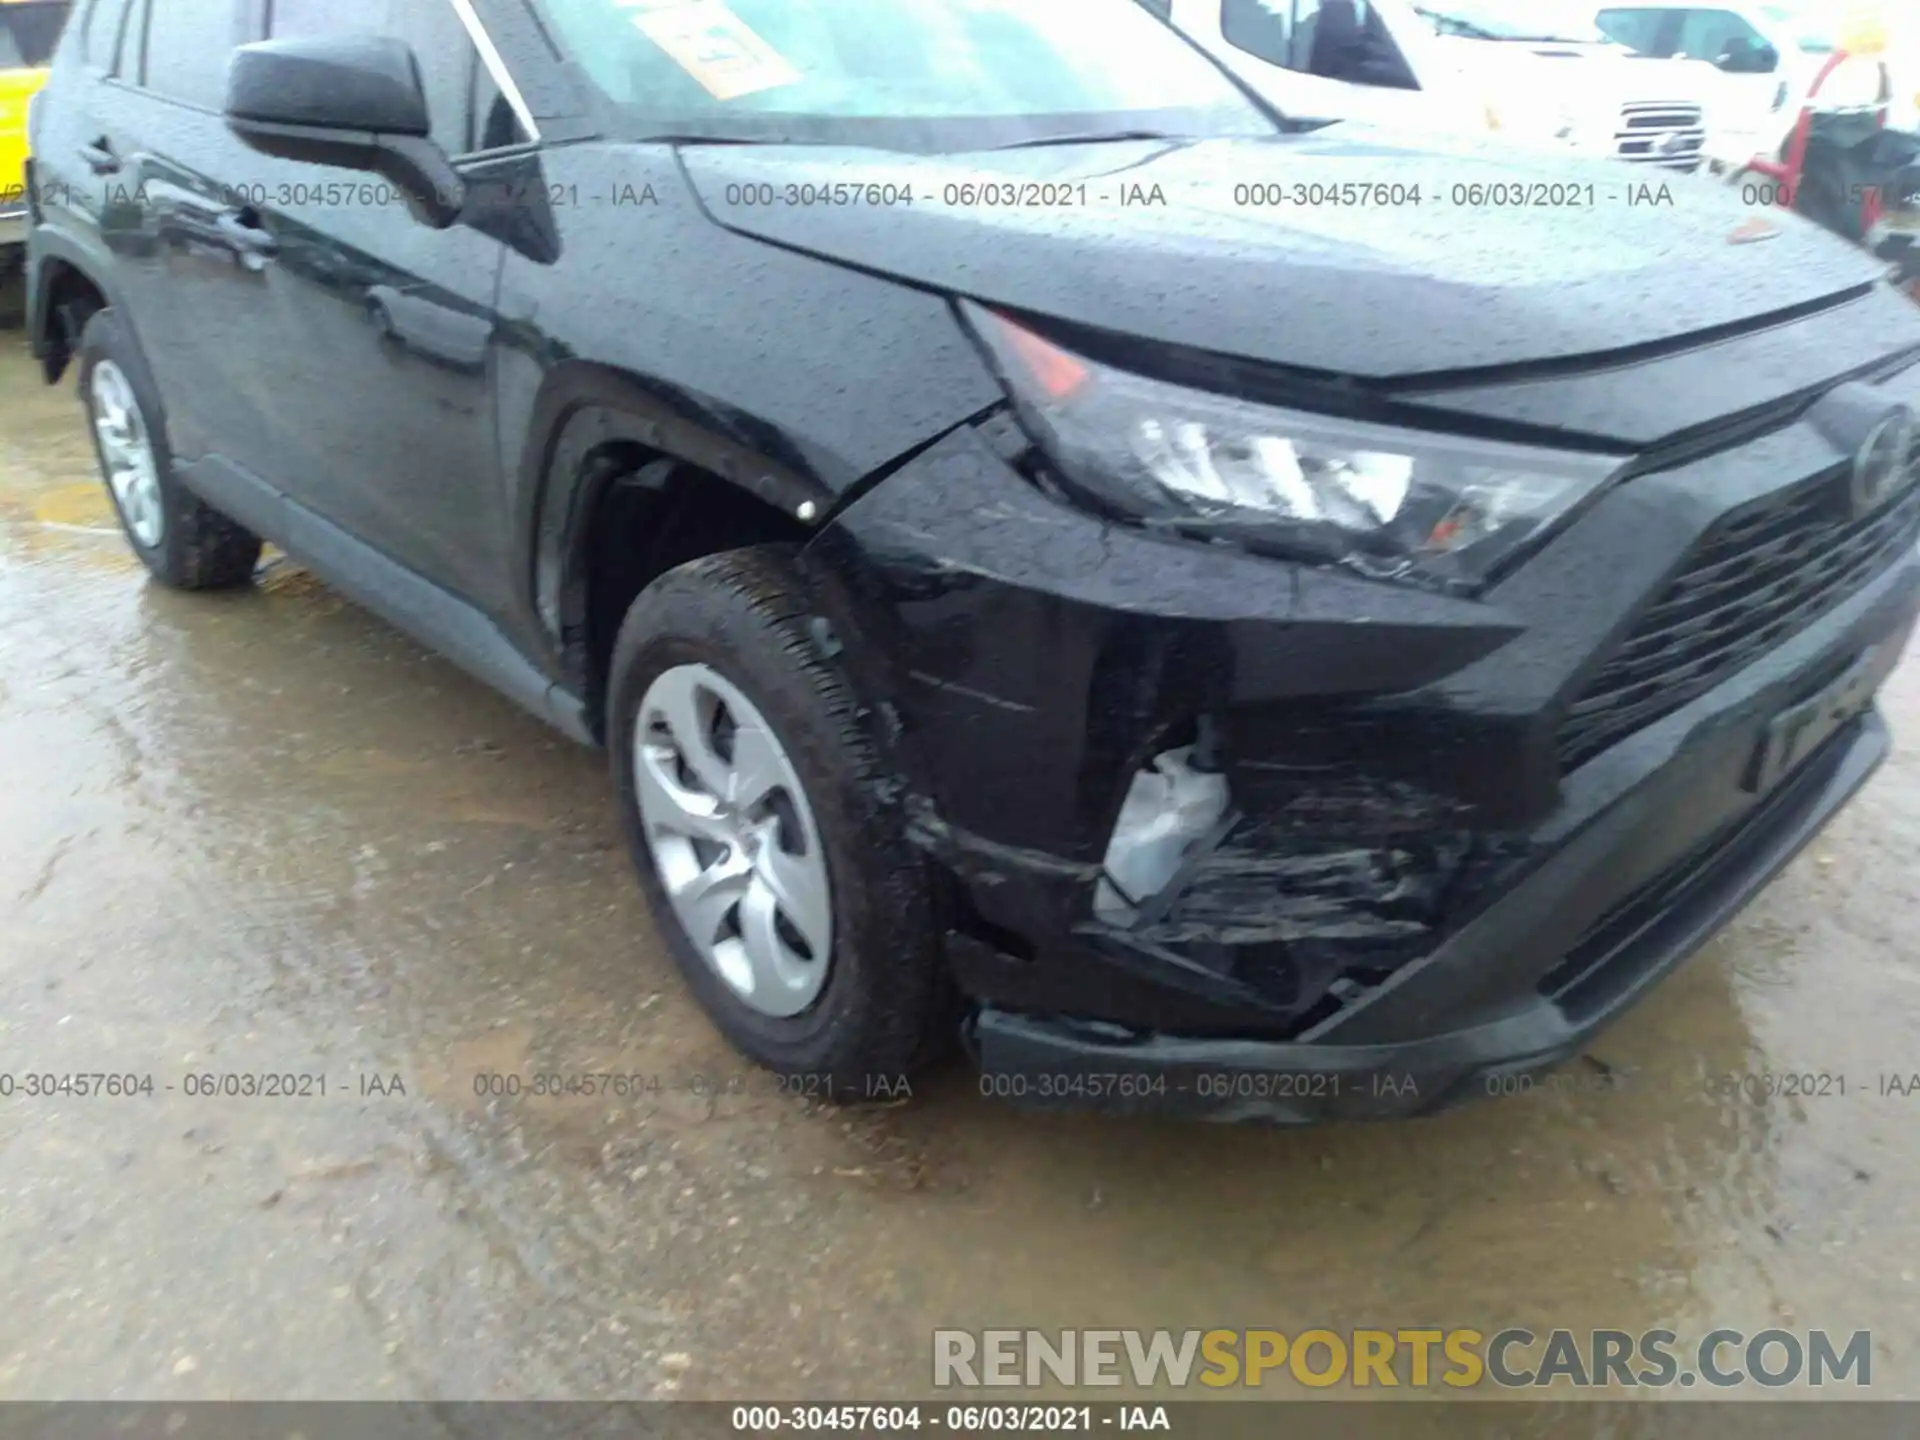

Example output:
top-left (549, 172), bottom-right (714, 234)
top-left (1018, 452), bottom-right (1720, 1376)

top-left (975, 1069), bottom-right (1413, 1103)
top-left (728, 1404), bottom-right (1170, 1432)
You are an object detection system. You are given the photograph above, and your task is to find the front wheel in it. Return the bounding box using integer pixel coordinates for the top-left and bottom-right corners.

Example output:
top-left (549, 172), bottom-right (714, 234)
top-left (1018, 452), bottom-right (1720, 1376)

top-left (607, 546), bottom-right (951, 1099)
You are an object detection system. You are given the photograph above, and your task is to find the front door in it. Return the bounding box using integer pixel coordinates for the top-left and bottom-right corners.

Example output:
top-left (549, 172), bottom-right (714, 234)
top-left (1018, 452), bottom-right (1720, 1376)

top-left (206, 0), bottom-right (518, 612)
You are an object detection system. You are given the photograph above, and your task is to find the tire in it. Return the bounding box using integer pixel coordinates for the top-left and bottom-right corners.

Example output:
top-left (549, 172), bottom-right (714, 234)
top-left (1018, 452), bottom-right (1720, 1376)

top-left (608, 545), bottom-right (950, 1100)
top-left (77, 308), bottom-right (262, 590)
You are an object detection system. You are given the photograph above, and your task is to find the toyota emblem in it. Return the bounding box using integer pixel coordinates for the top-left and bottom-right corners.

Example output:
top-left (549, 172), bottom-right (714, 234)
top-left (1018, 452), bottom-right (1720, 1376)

top-left (1849, 408), bottom-right (1917, 517)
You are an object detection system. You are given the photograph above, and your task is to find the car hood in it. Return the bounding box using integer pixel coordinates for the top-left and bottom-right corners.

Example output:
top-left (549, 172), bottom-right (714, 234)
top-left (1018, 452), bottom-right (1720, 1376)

top-left (681, 131), bottom-right (1887, 381)
top-left (1438, 40), bottom-right (1715, 105)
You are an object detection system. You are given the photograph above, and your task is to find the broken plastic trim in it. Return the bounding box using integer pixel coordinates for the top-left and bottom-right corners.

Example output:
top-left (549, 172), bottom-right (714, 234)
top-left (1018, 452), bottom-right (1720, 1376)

top-left (1094, 720), bottom-right (1233, 926)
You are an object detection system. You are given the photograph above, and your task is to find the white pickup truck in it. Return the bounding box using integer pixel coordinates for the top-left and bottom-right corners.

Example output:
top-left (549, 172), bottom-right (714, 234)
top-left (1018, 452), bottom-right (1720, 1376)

top-left (1142, 0), bottom-right (1723, 170)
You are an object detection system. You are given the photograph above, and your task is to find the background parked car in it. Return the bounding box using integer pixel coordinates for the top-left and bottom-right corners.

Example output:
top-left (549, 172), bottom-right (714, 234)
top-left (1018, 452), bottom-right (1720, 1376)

top-left (1142, 0), bottom-right (1720, 170)
top-left (1591, 0), bottom-right (1891, 168)
top-left (0, 0), bottom-right (68, 276)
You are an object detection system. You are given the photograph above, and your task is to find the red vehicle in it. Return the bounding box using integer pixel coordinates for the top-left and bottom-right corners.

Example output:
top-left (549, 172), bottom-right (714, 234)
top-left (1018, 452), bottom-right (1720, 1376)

top-left (1740, 47), bottom-right (1920, 297)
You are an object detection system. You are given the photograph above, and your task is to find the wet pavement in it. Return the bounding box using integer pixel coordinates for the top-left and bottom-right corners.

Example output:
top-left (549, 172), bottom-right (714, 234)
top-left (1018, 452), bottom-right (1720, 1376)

top-left (2, 330), bottom-right (1920, 1405)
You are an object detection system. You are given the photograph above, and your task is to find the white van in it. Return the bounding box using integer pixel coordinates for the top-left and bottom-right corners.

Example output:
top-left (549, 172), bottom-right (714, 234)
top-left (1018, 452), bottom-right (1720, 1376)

top-left (1589, 1), bottom-right (1890, 166)
top-left (1144, 0), bottom-right (1721, 169)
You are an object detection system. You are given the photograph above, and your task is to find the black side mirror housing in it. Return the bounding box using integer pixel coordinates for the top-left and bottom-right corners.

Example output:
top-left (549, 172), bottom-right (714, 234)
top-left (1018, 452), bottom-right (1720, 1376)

top-left (1353, 51), bottom-right (1418, 89)
top-left (225, 36), bottom-right (464, 228)
top-left (1717, 41), bottom-right (1779, 74)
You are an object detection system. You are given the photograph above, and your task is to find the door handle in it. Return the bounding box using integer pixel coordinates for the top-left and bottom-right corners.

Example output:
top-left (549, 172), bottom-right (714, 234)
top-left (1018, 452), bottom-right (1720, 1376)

top-left (78, 137), bottom-right (118, 174)
top-left (215, 208), bottom-right (279, 258)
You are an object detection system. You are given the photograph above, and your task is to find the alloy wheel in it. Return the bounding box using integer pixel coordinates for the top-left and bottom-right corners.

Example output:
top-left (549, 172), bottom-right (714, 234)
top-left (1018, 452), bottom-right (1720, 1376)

top-left (633, 662), bottom-right (833, 1017)
top-left (89, 359), bottom-right (164, 549)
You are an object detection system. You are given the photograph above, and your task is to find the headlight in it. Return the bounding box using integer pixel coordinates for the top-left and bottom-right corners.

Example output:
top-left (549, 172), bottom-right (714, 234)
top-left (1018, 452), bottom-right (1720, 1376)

top-left (967, 305), bottom-right (1628, 591)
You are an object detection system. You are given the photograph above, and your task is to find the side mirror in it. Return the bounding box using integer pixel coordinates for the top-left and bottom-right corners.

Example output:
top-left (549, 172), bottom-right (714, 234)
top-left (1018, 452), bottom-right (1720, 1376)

top-left (225, 36), bottom-right (464, 228)
top-left (1353, 53), bottom-right (1416, 89)
top-left (1716, 41), bottom-right (1778, 74)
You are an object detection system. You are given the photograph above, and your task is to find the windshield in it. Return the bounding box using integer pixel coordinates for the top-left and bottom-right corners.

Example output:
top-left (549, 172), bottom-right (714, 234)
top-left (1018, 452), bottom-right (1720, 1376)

top-left (0, 1), bottom-right (68, 68)
top-left (1413, 0), bottom-right (1613, 42)
top-left (528, 0), bottom-right (1275, 149)
top-left (1755, 4), bottom-right (1835, 52)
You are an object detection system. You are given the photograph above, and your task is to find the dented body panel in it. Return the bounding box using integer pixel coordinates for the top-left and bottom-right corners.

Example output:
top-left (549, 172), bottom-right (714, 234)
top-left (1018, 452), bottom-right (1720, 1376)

top-left (808, 346), bottom-right (1920, 1112)
top-left (27, 0), bottom-right (1920, 1118)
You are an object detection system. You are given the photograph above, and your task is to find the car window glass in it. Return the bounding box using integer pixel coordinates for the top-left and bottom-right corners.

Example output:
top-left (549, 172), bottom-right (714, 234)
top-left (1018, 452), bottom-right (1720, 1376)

top-left (1672, 8), bottom-right (1766, 62)
top-left (1, 1), bottom-right (72, 68)
top-left (1299, 0), bottom-right (1416, 86)
top-left (1756, 3), bottom-right (1831, 53)
top-left (268, 0), bottom-right (483, 153)
top-left (1136, 0), bottom-right (1173, 17)
top-left (527, 0), bottom-right (1270, 146)
top-left (79, 0), bottom-right (128, 67)
top-left (470, 48), bottom-right (532, 151)
top-left (1221, 0), bottom-right (1297, 68)
top-left (140, 0), bottom-right (237, 106)
top-left (1594, 7), bottom-right (1669, 52)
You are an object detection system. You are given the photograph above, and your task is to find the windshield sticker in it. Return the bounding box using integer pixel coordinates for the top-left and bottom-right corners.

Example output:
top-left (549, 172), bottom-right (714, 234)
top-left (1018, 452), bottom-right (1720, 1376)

top-left (620, 0), bottom-right (803, 101)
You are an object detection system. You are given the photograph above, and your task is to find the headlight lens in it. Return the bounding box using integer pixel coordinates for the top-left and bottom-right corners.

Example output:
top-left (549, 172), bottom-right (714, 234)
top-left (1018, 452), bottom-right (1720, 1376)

top-left (968, 306), bottom-right (1627, 591)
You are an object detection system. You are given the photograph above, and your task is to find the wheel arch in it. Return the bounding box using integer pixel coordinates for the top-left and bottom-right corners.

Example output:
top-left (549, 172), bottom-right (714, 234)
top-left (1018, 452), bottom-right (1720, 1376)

top-left (522, 361), bottom-right (843, 739)
top-left (27, 229), bottom-right (128, 384)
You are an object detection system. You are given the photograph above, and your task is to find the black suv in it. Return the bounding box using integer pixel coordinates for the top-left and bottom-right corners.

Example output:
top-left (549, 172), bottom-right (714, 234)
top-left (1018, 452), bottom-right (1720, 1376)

top-left (24, 0), bottom-right (1920, 1121)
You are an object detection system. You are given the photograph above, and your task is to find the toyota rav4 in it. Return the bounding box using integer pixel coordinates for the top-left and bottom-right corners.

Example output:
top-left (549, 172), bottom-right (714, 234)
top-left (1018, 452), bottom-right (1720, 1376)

top-left (24, 0), bottom-right (1920, 1121)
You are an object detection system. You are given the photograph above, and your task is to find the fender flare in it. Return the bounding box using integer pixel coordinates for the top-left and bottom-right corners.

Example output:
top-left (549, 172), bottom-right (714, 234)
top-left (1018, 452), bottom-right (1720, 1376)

top-left (520, 360), bottom-right (837, 688)
top-left (25, 224), bottom-right (135, 377)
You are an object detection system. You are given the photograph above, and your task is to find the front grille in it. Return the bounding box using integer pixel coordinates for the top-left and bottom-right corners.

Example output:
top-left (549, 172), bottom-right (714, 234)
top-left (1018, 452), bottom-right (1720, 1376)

top-left (1615, 101), bottom-right (1706, 171)
top-left (1539, 711), bottom-right (1856, 1020)
top-left (1557, 466), bottom-right (1920, 772)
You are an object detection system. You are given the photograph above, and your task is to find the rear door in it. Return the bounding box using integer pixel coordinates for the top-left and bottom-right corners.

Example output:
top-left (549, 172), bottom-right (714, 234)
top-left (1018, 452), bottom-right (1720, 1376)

top-left (70, 0), bottom-right (268, 474)
top-left (21, 0), bottom-right (133, 273)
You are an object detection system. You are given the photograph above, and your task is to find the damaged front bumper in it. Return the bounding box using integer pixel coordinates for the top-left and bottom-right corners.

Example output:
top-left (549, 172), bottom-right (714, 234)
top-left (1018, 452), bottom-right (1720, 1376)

top-left (803, 401), bottom-right (1920, 1122)
top-left (966, 706), bottom-right (1891, 1122)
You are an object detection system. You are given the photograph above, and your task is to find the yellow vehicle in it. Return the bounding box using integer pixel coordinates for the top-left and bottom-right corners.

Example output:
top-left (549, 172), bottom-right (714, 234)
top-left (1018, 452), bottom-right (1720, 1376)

top-left (0, 0), bottom-right (68, 269)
